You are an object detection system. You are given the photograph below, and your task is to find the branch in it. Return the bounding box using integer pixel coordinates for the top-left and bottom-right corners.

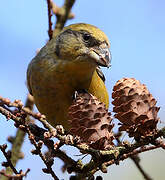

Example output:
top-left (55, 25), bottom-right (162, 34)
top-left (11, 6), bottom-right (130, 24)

top-left (52, 0), bottom-right (76, 37)
top-left (47, 0), bottom-right (53, 40)
top-left (0, 95), bottom-right (34, 180)
top-left (131, 155), bottom-right (153, 180)
top-left (115, 132), bottom-right (153, 180)
top-left (1, 95), bottom-right (165, 178)
top-left (0, 144), bottom-right (30, 180)
top-left (0, 169), bottom-right (30, 180)
top-left (0, 144), bottom-right (18, 175)
top-left (27, 128), bottom-right (59, 180)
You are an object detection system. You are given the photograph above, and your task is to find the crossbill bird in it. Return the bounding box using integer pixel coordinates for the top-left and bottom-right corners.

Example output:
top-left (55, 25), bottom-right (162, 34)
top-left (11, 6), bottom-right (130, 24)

top-left (27, 23), bottom-right (111, 130)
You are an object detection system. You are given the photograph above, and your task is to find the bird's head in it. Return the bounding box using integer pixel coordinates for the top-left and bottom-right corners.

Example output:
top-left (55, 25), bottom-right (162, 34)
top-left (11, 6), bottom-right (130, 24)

top-left (54, 23), bottom-right (111, 68)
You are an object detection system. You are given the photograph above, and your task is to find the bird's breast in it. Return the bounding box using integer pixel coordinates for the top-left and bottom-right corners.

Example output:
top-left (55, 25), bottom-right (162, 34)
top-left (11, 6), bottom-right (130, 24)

top-left (30, 59), bottom-right (96, 129)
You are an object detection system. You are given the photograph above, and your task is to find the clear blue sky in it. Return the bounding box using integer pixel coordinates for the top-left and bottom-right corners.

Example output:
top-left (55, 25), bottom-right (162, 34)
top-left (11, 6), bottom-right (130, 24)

top-left (0, 0), bottom-right (165, 179)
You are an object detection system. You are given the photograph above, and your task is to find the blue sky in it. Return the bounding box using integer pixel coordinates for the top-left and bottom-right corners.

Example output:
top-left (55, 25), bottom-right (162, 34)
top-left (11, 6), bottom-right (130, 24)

top-left (0, 0), bottom-right (165, 179)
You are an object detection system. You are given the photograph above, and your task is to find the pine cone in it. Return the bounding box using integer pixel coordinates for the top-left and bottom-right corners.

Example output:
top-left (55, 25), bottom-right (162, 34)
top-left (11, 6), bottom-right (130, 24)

top-left (112, 78), bottom-right (160, 140)
top-left (68, 93), bottom-right (114, 150)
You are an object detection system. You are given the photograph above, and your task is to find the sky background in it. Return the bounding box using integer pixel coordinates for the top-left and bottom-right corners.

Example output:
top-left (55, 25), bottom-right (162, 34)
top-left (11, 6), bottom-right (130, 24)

top-left (0, 0), bottom-right (165, 179)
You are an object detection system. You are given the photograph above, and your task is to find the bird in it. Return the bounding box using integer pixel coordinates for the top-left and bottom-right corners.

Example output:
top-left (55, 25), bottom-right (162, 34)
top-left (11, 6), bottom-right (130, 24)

top-left (27, 23), bottom-right (111, 130)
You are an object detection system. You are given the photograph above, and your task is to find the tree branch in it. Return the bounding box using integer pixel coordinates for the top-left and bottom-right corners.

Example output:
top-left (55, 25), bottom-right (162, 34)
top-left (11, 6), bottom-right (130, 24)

top-left (130, 155), bottom-right (153, 180)
top-left (0, 95), bottom-right (34, 180)
top-left (52, 0), bottom-right (76, 37)
top-left (47, 0), bottom-right (53, 40)
top-left (0, 95), bottom-right (165, 178)
top-left (0, 144), bottom-right (30, 180)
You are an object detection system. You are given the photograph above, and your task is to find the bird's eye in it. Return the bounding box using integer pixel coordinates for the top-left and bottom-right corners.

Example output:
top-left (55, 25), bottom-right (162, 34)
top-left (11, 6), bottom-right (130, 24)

top-left (82, 33), bottom-right (91, 41)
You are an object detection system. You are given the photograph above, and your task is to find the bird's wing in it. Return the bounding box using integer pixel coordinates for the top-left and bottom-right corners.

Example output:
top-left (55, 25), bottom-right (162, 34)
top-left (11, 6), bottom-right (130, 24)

top-left (96, 66), bottom-right (105, 83)
top-left (26, 62), bottom-right (33, 95)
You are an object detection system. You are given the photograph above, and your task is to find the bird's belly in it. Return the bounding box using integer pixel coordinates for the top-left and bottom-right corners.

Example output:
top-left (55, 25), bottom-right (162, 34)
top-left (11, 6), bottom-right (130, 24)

top-left (32, 82), bottom-right (74, 129)
top-left (31, 69), bottom-right (91, 129)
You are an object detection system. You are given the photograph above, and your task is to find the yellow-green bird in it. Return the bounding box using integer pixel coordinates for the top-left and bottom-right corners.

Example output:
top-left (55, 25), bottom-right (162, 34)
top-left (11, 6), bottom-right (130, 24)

top-left (27, 23), bottom-right (111, 130)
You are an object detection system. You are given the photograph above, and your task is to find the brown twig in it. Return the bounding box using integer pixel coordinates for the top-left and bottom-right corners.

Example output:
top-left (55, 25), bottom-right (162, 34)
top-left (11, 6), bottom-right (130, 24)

top-left (0, 106), bottom-right (21, 124)
top-left (1, 96), bottom-right (165, 156)
top-left (115, 132), bottom-right (153, 180)
top-left (52, 0), bottom-right (76, 37)
top-left (50, 0), bottom-right (74, 19)
top-left (130, 155), bottom-right (153, 180)
top-left (1, 95), bottom-right (165, 178)
top-left (128, 140), bottom-right (165, 180)
top-left (104, 145), bottom-right (161, 167)
top-left (0, 96), bottom-right (80, 177)
top-left (26, 127), bottom-right (59, 180)
top-left (28, 123), bottom-right (81, 174)
top-left (0, 144), bottom-right (18, 175)
top-left (151, 139), bottom-right (165, 150)
top-left (0, 107), bottom-right (58, 180)
top-left (47, 0), bottom-right (53, 40)
top-left (0, 95), bottom-right (34, 180)
top-left (0, 169), bottom-right (30, 180)
top-left (0, 144), bottom-right (30, 180)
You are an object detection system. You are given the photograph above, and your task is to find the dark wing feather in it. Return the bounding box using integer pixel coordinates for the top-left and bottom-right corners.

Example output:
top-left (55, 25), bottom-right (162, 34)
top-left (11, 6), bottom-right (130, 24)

top-left (96, 66), bottom-right (105, 83)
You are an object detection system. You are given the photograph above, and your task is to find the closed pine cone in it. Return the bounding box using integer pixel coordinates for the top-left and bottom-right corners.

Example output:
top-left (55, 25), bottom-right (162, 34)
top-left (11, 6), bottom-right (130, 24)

top-left (112, 78), bottom-right (160, 140)
top-left (68, 92), bottom-right (114, 150)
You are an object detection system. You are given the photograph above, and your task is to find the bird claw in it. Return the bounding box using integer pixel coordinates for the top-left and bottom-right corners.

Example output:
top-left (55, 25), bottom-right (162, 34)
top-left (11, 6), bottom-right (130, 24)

top-left (72, 89), bottom-right (88, 100)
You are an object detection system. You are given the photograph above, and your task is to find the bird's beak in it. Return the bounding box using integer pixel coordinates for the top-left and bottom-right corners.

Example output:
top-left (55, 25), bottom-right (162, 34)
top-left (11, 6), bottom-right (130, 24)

top-left (88, 43), bottom-right (111, 68)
